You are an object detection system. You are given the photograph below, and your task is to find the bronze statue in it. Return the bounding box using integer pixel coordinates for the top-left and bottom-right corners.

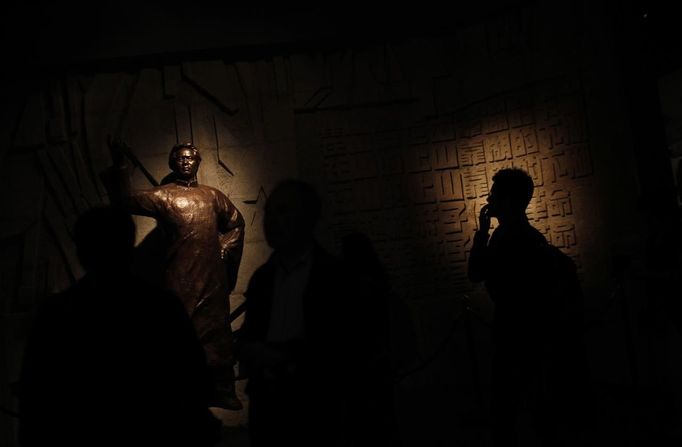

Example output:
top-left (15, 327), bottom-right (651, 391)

top-left (106, 139), bottom-right (245, 410)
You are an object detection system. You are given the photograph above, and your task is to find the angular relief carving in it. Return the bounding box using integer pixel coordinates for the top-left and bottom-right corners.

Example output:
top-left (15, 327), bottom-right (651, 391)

top-left (37, 149), bottom-right (77, 218)
top-left (435, 169), bottom-right (464, 202)
top-left (548, 190), bottom-right (573, 217)
top-left (71, 141), bottom-right (103, 206)
top-left (510, 125), bottom-right (539, 157)
top-left (550, 123), bottom-right (568, 149)
top-left (163, 66), bottom-right (182, 99)
top-left (242, 187), bottom-right (267, 243)
top-left (441, 231), bottom-right (472, 263)
top-left (431, 140), bottom-right (459, 170)
top-left (508, 107), bottom-right (535, 128)
top-left (457, 118), bottom-right (483, 139)
top-left (484, 132), bottom-right (513, 162)
top-left (45, 146), bottom-right (89, 214)
top-left (439, 202), bottom-right (467, 234)
top-left (482, 113), bottom-right (509, 134)
top-left (43, 199), bottom-right (83, 284)
top-left (182, 61), bottom-right (239, 114)
top-left (462, 165), bottom-right (490, 199)
top-left (457, 141), bottom-right (486, 167)
top-left (566, 145), bottom-right (593, 178)
top-left (549, 222), bottom-right (577, 249)
top-left (527, 188), bottom-right (549, 222)
top-left (189, 103), bottom-right (219, 151)
top-left (544, 146), bottom-right (593, 183)
top-left (431, 120), bottom-right (456, 142)
top-left (405, 144), bottom-right (432, 173)
top-left (408, 172), bottom-right (437, 204)
top-left (536, 125), bottom-right (554, 153)
top-left (412, 204), bottom-right (440, 240)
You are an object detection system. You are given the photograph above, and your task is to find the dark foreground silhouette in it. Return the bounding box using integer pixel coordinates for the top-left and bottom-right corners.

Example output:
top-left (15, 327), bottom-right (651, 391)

top-left (18, 206), bottom-right (221, 447)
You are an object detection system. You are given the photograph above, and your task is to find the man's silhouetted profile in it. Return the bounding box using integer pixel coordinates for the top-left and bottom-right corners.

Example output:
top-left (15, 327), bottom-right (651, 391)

top-left (237, 179), bottom-right (349, 447)
top-left (18, 206), bottom-right (221, 447)
top-left (468, 168), bottom-right (587, 447)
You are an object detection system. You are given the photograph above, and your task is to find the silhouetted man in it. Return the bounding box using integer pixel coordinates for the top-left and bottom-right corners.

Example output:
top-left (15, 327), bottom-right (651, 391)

top-left (107, 139), bottom-right (245, 410)
top-left (468, 168), bottom-right (570, 446)
top-left (18, 206), bottom-right (221, 447)
top-left (237, 179), bottom-right (349, 447)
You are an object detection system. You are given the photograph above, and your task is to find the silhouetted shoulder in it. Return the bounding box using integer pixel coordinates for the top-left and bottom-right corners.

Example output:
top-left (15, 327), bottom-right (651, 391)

top-left (244, 256), bottom-right (277, 303)
top-left (490, 221), bottom-right (547, 248)
top-left (248, 254), bottom-right (277, 281)
top-left (528, 224), bottom-right (549, 244)
top-left (314, 245), bottom-right (344, 268)
top-left (43, 274), bottom-right (190, 331)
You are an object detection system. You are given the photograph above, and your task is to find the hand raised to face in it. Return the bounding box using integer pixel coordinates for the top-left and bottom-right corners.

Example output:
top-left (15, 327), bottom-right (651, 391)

top-left (479, 204), bottom-right (491, 234)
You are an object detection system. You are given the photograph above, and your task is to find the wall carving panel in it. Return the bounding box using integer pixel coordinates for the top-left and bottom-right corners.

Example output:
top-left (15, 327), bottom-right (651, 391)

top-left (307, 79), bottom-right (593, 301)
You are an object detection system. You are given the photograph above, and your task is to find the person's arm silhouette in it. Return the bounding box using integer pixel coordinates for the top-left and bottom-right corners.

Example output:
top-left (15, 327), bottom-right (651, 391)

top-left (468, 204), bottom-right (491, 282)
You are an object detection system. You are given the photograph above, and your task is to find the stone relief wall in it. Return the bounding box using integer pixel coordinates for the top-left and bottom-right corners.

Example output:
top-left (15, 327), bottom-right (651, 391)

top-left (301, 79), bottom-right (593, 304)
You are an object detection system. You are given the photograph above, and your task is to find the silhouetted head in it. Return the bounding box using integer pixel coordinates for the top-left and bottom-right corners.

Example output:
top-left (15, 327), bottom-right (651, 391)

top-left (74, 206), bottom-right (136, 273)
top-left (168, 143), bottom-right (201, 181)
top-left (341, 232), bottom-right (374, 259)
top-left (341, 231), bottom-right (387, 280)
top-left (264, 179), bottom-right (321, 252)
top-left (487, 168), bottom-right (534, 221)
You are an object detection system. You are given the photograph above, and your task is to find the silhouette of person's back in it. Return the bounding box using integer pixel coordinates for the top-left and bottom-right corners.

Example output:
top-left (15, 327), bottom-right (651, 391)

top-left (18, 206), bottom-right (221, 447)
top-left (341, 232), bottom-right (396, 447)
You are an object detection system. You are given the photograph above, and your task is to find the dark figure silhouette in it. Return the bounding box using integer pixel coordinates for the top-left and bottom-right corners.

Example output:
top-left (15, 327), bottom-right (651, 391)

top-left (468, 168), bottom-right (587, 447)
top-left (18, 206), bottom-right (221, 447)
top-left (341, 232), bottom-right (396, 447)
top-left (638, 194), bottom-right (682, 337)
top-left (237, 179), bottom-right (349, 447)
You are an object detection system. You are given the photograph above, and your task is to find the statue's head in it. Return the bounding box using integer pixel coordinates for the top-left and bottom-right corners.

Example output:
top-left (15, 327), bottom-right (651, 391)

top-left (168, 143), bottom-right (202, 180)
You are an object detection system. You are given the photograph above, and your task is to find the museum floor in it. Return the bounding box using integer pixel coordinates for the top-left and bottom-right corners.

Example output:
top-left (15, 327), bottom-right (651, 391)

top-left (212, 370), bottom-right (682, 446)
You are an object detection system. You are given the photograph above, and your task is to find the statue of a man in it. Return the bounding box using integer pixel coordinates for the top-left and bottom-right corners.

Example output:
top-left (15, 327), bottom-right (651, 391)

top-left (106, 139), bottom-right (245, 410)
